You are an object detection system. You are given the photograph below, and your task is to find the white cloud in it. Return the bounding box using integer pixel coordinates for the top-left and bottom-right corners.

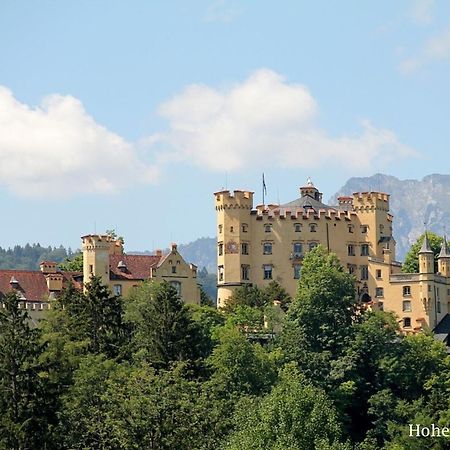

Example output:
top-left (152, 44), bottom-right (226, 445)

top-left (150, 69), bottom-right (417, 172)
top-left (204, 0), bottom-right (242, 23)
top-left (409, 0), bottom-right (435, 25)
top-left (0, 87), bottom-right (159, 197)
top-left (400, 26), bottom-right (450, 72)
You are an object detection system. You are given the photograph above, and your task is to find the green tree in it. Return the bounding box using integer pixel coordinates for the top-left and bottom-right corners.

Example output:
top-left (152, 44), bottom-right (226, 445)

top-left (207, 325), bottom-right (279, 397)
top-left (224, 363), bottom-right (349, 450)
top-left (280, 246), bottom-right (356, 382)
top-left (44, 277), bottom-right (126, 358)
top-left (0, 292), bottom-right (47, 449)
top-left (61, 356), bottom-right (213, 450)
top-left (402, 232), bottom-right (443, 273)
top-left (222, 284), bottom-right (265, 314)
top-left (58, 252), bottom-right (83, 271)
top-left (262, 280), bottom-right (291, 311)
top-left (125, 281), bottom-right (203, 369)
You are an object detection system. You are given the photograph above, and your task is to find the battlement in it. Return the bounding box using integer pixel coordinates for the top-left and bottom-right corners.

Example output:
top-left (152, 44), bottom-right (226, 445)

top-left (215, 190), bottom-right (254, 210)
top-left (81, 234), bottom-right (123, 254)
top-left (352, 191), bottom-right (390, 212)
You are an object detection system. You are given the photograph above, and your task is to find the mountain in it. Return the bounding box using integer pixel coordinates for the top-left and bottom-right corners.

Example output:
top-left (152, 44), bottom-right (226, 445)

top-left (331, 173), bottom-right (450, 261)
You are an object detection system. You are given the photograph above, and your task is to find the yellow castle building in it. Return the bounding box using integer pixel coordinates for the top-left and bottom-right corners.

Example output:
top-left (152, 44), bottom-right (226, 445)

top-left (81, 234), bottom-right (201, 304)
top-left (215, 179), bottom-right (450, 338)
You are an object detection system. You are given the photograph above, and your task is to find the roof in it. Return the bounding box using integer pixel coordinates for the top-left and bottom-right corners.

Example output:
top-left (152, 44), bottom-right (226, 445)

top-left (419, 232), bottom-right (433, 254)
top-left (439, 236), bottom-right (450, 258)
top-left (109, 254), bottom-right (162, 280)
top-left (434, 314), bottom-right (450, 344)
top-left (0, 269), bottom-right (81, 302)
top-left (279, 195), bottom-right (334, 211)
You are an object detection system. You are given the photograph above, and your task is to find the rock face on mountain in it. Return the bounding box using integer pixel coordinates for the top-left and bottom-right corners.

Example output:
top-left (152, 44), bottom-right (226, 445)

top-left (331, 174), bottom-right (450, 261)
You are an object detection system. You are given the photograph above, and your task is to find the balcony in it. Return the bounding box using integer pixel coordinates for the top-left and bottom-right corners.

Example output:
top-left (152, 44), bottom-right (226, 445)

top-left (290, 253), bottom-right (303, 260)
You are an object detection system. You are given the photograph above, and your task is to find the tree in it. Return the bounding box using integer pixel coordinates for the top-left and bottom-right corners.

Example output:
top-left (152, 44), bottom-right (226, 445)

top-left (402, 232), bottom-right (443, 273)
top-left (207, 325), bottom-right (279, 397)
top-left (222, 284), bottom-right (265, 314)
top-left (125, 281), bottom-right (203, 369)
top-left (0, 292), bottom-right (47, 449)
top-left (262, 280), bottom-right (291, 311)
top-left (224, 363), bottom-right (349, 450)
top-left (44, 277), bottom-right (126, 358)
top-left (58, 252), bottom-right (83, 271)
top-left (61, 356), bottom-right (212, 450)
top-left (280, 246), bottom-right (356, 382)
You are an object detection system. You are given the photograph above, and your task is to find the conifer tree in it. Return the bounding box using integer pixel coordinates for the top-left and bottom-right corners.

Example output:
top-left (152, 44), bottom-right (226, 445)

top-left (0, 292), bottom-right (46, 449)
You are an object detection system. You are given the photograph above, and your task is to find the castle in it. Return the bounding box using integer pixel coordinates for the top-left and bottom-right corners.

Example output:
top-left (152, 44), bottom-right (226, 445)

top-left (215, 179), bottom-right (450, 338)
top-left (0, 235), bottom-right (201, 322)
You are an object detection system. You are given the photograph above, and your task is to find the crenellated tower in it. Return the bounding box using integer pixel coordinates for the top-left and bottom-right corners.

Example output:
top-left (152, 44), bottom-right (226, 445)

top-left (352, 191), bottom-right (395, 259)
top-left (81, 234), bottom-right (123, 288)
top-left (215, 190), bottom-right (253, 308)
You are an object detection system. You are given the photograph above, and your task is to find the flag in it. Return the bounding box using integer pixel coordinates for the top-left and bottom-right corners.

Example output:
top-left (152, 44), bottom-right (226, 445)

top-left (263, 173), bottom-right (267, 195)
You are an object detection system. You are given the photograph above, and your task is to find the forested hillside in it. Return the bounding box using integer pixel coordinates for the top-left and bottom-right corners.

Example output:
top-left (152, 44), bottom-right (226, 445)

top-left (0, 244), bottom-right (76, 270)
top-left (1, 247), bottom-right (447, 449)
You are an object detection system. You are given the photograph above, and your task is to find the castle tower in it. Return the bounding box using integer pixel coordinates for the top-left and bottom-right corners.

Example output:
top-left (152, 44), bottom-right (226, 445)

top-left (418, 232), bottom-right (434, 274)
top-left (352, 191), bottom-right (394, 259)
top-left (81, 234), bottom-right (114, 287)
top-left (215, 190), bottom-right (253, 308)
top-left (300, 177), bottom-right (323, 202)
top-left (438, 236), bottom-right (450, 277)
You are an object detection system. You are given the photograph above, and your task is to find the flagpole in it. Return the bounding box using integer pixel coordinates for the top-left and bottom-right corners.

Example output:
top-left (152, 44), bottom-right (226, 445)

top-left (262, 173), bottom-right (265, 206)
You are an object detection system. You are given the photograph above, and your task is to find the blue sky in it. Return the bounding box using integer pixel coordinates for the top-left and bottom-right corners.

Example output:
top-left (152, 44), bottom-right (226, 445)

top-left (1, 0), bottom-right (450, 251)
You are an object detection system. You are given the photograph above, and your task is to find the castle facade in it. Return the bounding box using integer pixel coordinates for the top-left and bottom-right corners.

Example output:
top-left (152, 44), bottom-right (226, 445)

top-left (215, 179), bottom-right (450, 337)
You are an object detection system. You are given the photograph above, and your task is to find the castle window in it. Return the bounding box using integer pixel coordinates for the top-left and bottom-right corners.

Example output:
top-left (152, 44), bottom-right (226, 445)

top-left (361, 265), bottom-right (369, 280)
top-left (375, 287), bottom-right (384, 298)
top-left (309, 242), bottom-right (318, 251)
top-left (263, 265), bottom-right (273, 280)
top-left (403, 317), bottom-right (411, 328)
top-left (379, 301), bottom-right (384, 311)
top-left (218, 266), bottom-right (224, 281)
top-left (361, 225), bottom-right (368, 234)
top-left (428, 285), bottom-right (432, 292)
top-left (293, 242), bottom-right (302, 255)
top-left (230, 226), bottom-right (234, 232)
top-left (361, 244), bottom-right (369, 256)
top-left (242, 243), bottom-right (249, 255)
top-left (294, 264), bottom-right (301, 279)
top-left (170, 281), bottom-right (181, 296)
top-left (294, 223), bottom-right (302, 232)
top-left (402, 300), bottom-right (412, 312)
top-left (263, 242), bottom-right (273, 255)
top-left (403, 286), bottom-right (411, 296)
top-left (242, 223), bottom-right (248, 233)
top-left (348, 244), bottom-right (355, 256)
top-left (264, 224), bottom-right (272, 233)
top-left (89, 264), bottom-right (93, 274)
top-left (172, 266), bottom-right (177, 274)
top-left (218, 243), bottom-right (223, 256)
top-left (438, 301), bottom-right (441, 313)
top-left (376, 269), bottom-right (382, 279)
top-left (309, 223), bottom-right (317, 232)
top-left (348, 225), bottom-right (354, 233)
top-left (348, 264), bottom-right (356, 274)
top-left (241, 265), bottom-right (250, 280)
top-left (218, 224), bottom-right (223, 234)
top-left (380, 224), bottom-right (384, 234)
top-left (113, 284), bottom-right (122, 296)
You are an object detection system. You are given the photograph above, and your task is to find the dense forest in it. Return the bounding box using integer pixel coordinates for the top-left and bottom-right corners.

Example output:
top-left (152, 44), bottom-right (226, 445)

top-left (0, 246), bottom-right (448, 449)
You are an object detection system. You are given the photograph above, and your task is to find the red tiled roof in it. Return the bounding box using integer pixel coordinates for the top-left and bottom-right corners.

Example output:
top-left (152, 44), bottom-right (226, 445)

top-left (0, 270), bottom-right (50, 302)
top-left (0, 269), bottom-right (83, 302)
top-left (109, 254), bottom-right (162, 280)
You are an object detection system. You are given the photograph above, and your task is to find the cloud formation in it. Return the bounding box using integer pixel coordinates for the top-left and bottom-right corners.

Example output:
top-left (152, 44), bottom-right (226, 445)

top-left (0, 87), bottom-right (158, 197)
top-left (400, 26), bottom-right (450, 72)
top-left (152, 69), bottom-right (417, 172)
top-left (409, 0), bottom-right (435, 25)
